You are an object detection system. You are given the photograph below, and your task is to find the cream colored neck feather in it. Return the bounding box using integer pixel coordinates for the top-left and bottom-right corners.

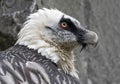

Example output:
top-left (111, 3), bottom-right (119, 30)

top-left (16, 31), bottom-right (79, 79)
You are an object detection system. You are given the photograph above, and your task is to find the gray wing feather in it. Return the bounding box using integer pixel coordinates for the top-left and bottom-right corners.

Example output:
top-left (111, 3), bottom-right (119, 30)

top-left (0, 45), bottom-right (80, 84)
top-left (0, 59), bottom-right (50, 84)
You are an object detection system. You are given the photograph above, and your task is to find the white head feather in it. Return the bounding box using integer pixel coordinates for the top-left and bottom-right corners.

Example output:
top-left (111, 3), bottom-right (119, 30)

top-left (16, 8), bottom-right (98, 79)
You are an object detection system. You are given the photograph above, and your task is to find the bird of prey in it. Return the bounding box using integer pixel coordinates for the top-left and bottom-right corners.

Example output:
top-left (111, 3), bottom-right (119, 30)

top-left (0, 8), bottom-right (98, 84)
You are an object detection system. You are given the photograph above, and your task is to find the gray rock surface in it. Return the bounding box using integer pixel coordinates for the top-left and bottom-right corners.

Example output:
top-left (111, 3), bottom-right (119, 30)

top-left (0, 0), bottom-right (120, 84)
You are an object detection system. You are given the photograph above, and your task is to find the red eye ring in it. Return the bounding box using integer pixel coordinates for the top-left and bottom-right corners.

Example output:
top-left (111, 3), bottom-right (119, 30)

top-left (60, 22), bottom-right (68, 29)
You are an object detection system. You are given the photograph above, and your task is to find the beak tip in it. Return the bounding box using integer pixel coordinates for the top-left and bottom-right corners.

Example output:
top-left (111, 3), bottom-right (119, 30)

top-left (81, 31), bottom-right (99, 47)
top-left (92, 42), bottom-right (98, 47)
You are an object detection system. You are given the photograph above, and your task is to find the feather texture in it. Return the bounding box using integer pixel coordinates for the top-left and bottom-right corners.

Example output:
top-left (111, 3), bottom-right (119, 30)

top-left (0, 45), bottom-right (80, 84)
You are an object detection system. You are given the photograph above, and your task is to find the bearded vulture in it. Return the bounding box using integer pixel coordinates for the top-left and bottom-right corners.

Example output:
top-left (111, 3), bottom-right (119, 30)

top-left (0, 8), bottom-right (98, 84)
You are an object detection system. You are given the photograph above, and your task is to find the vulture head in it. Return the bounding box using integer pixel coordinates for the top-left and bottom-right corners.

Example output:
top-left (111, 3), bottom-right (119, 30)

top-left (16, 8), bottom-right (98, 79)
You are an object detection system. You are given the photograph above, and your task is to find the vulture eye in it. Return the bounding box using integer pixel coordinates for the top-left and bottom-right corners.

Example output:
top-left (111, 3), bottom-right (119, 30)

top-left (60, 22), bottom-right (68, 29)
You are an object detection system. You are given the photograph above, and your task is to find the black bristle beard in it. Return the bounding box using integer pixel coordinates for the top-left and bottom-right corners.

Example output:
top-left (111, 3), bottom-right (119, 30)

top-left (80, 43), bottom-right (87, 52)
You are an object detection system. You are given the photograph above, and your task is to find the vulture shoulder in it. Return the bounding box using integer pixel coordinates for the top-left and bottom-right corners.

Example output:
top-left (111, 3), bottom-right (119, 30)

top-left (0, 45), bottom-right (80, 84)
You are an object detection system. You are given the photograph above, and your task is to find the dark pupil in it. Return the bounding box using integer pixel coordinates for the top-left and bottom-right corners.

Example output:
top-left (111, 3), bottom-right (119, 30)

top-left (62, 23), bottom-right (66, 26)
top-left (60, 18), bottom-right (75, 27)
top-left (60, 18), bottom-right (77, 31)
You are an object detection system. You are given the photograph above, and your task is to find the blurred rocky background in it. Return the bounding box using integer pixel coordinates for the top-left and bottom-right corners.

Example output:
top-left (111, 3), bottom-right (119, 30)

top-left (0, 0), bottom-right (120, 84)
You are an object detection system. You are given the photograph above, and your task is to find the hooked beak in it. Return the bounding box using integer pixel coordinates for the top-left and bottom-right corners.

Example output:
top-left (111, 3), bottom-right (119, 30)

top-left (82, 30), bottom-right (98, 46)
top-left (75, 28), bottom-right (98, 49)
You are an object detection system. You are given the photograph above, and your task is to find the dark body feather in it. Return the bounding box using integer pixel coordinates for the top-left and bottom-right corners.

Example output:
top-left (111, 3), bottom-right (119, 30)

top-left (0, 45), bottom-right (80, 84)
